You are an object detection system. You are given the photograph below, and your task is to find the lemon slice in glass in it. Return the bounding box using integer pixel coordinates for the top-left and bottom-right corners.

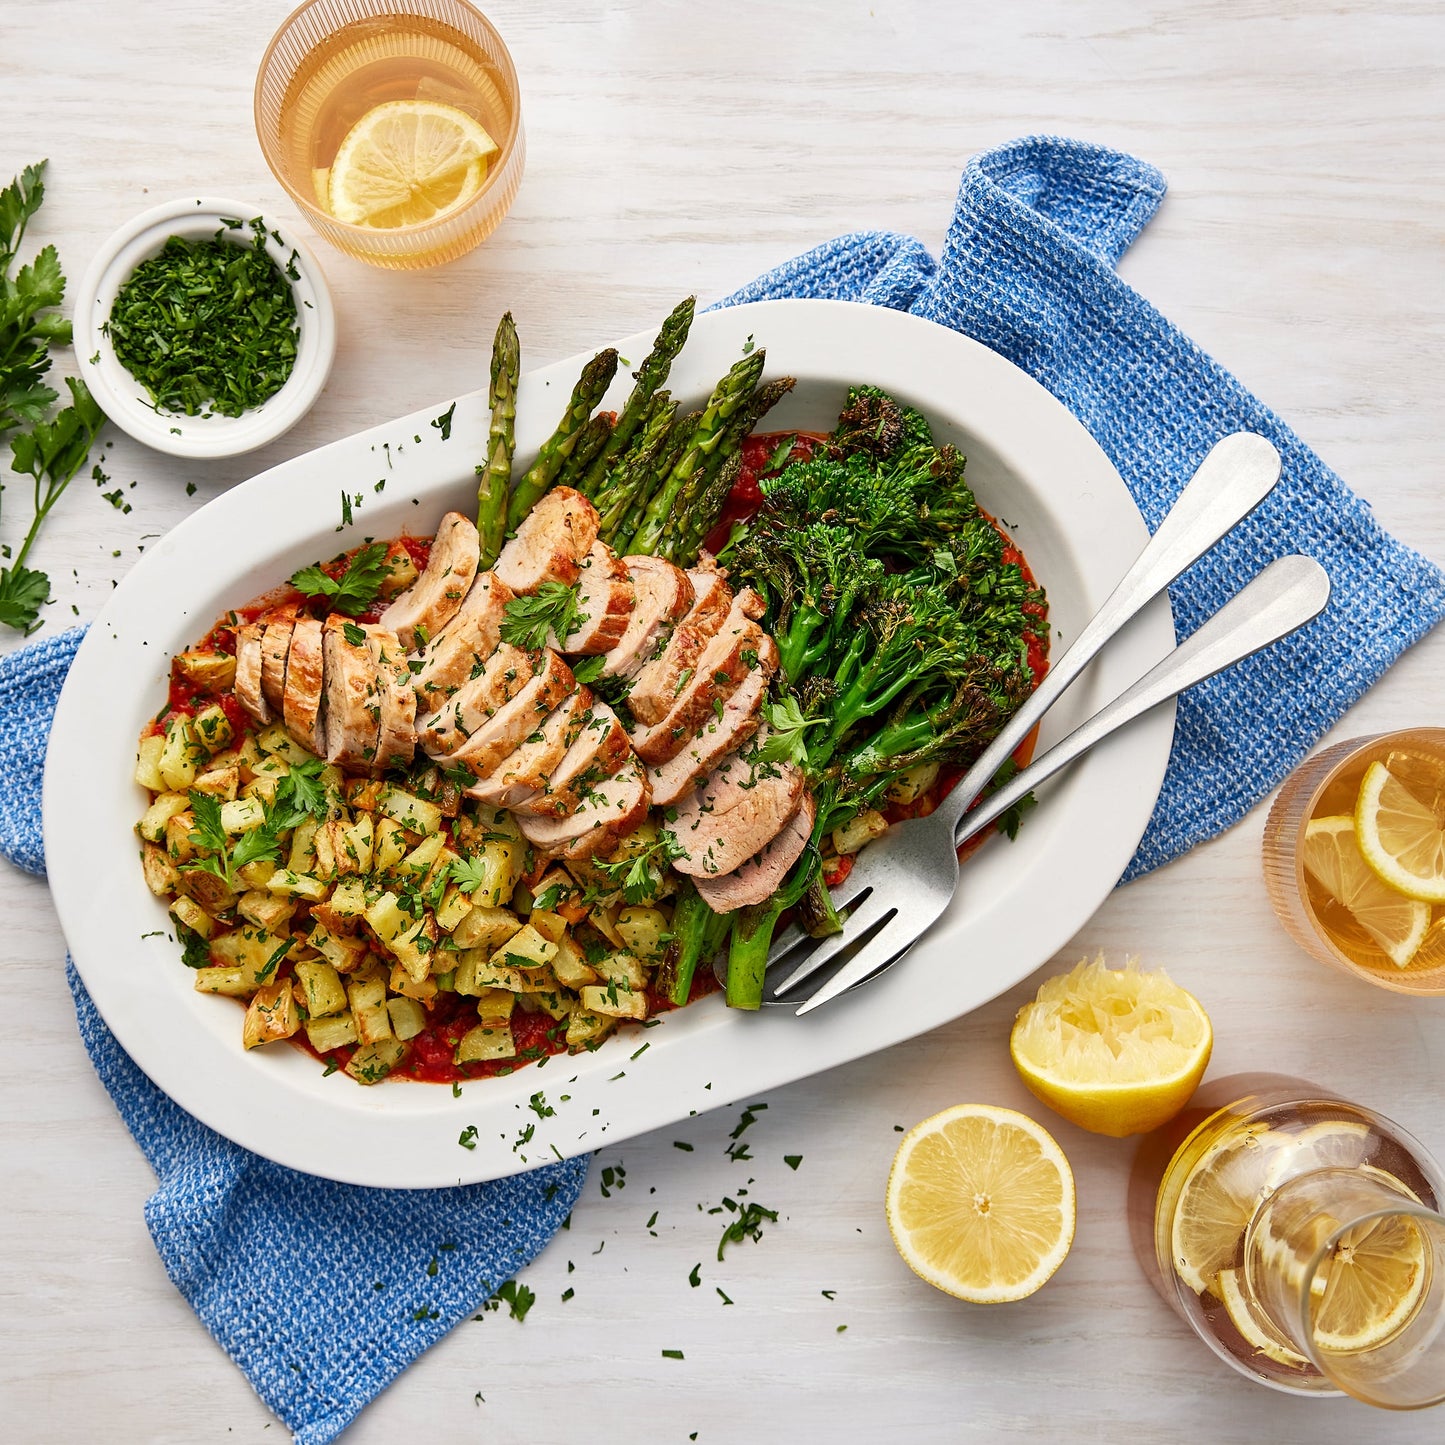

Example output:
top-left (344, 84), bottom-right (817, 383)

top-left (1302, 815), bottom-right (1431, 967)
top-left (1311, 1209), bottom-right (1428, 1353)
top-left (1217, 1268), bottom-right (1310, 1368)
top-left (1170, 1123), bottom-right (1287, 1296)
top-left (885, 1104), bottom-right (1075, 1303)
top-left (1009, 953), bottom-right (1212, 1137)
top-left (1266, 1120), bottom-right (1371, 1189)
top-left (1355, 757), bottom-right (1445, 903)
top-left (328, 100), bottom-right (498, 229)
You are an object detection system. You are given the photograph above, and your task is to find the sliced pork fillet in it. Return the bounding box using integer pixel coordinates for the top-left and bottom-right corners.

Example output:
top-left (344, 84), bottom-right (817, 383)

top-left (625, 564), bottom-right (731, 725)
top-left (444, 650), bottom-right (576, 779)
top-left (513, 702), bottom-right (632, 819)
top-left (645, 638), bottom-right (777, 807)
top-left (600, 555), bottom-right (694, 681)
top-left (409, 570), bottom-right (513, 715)
top-left (548, 542), bottom-right (633, 654)
top-left (670, 750), bottom-right (801, 836)
top-left (259, 605), bottom-right (298, 713)
top-left (322, 617), bottom-right (381, 772)
top-left (494, 486), bottom-right (599, 594)
top-left (233, 623), bottom-right (271, 724)
top-left (464, 689), bottom-right (590, 809)
top-left (417, 642), bottom-right (534, 755)
top-left (379, 511), bottom-right (480, 650)
top-left (695, 792), bottom-right (817, 912)
top-left (518, 755), bottom-right (650, 861)
top-left (366, 627), bottom-right (416, 775)
top-left (628, 594), bottom-right (768, 766)
top-left (282, 616), bottom-right (326, 755)
top-left (667, 764), bottom-right (806, 878)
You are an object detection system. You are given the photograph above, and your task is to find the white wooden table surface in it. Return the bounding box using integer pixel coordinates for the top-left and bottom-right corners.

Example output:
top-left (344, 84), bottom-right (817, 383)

top-left (4, 1), bottom-right (1444, 1440)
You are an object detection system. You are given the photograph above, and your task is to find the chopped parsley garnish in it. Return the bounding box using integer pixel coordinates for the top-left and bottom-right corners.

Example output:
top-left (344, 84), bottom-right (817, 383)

top-left (448, 853), bottom-right (492, 894)
top-left (177, 923), bottom-right (211, 969)
top-left (498, 581), bottom-right (586, 650)
top-left (755, 695), bottom-right (823, 768)
top-left (270, 756), bottom-right (329, 828)
top-left (593, 832), bottom-right (686, 904)
top-left (289, 541), bottom-right (390, 617)
top-left (571, 653), bottom-right (606, 684)
top-left (717, 1200), bottom-right (778, 1260)
top-left (661, 1349), bottom-right (685, 1360)
top-left (483, 1278), bottom-right (535, 1322)
top-left (688, 1263), bottom-right (701, 1288)
top-left (784, 1154), bottom-right (803, 1171)
top-left (342, 620), bottom-right (367, 647)
top-left (182, 789), bottom-right (281, 889)
top-left (432, 401), bottom-right (457, 440)
top-left (458, 1124), bottom-right (479, 1150)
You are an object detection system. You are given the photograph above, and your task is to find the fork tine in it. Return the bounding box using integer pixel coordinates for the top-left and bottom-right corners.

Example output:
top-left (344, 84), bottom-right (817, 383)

top-left (795, 913), bottom-right (909, 1015)
top-left (763, 875), bottom-right (877, 968)
top-left (770, 889), bottom-right (892, 997)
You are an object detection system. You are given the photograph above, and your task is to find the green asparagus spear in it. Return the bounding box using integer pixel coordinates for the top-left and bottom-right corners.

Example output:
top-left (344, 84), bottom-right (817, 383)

top-left (625, 350), bottom-right (766, 556)
top-left (611, 408), bottom-right (699, 553)
top-left (477, 311), bottom-right (519, 568)
top-left (579, 295), bottom-right (695, 499)
top-left (505, 347), bottom-right (620, 530)
top-left (557, 411), bottom-right (613, 488)
top-left (593, 390), bottom-right (674, 529)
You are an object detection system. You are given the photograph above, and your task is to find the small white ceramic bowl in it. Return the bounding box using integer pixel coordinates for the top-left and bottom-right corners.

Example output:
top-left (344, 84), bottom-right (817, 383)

top-left (74, 196), bottom-right (336, 459)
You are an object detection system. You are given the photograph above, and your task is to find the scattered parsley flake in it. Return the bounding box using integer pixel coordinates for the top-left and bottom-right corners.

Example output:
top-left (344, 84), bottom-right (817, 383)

top-left (432, 401), bottom-right (457, 439)
top-left (458, 1124), bottom-right (479, 1150)
top-left (784, 1154), bottom-right (803, 1171)
top-left (662, 1348), bottom-right (684, 1360)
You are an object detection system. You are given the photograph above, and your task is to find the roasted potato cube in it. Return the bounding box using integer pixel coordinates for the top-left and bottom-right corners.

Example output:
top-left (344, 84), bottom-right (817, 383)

top-left (158, 717), bottom-right (201, 791)
top-left (474, 987), bottom-right (517, 1027)
top-left (528, 909), bottom-right (568, 945)
top-left (322, 877), bottom-right (369, 922)
top-left (454, 1024), bottom-right (515, 1064)
top-left (265, 869), bottom-right (329, 901)
top-left (221, 796), bottom-right (267, 836)
top-left (346, 1037), bottom-right (408, 1084)
top-left (312, 820), bottom-right (338, 882)
top-left (233, 733), bottom-right (264, 781)
top-left (434, 883), bottom-right (473, 934)
top-left (531, 868), bottom-right (588, 923)
top-left (527, 989), bottom-right (575, 1022)
top-left (347, 777), bottom-right (383, 812)
top-left (550, 936), bottom-right (598, 990)
top-left (242, 980), bottom-right (300, 1049)
top-left (347, 975), bottom-right (393, 1045)
top-left (176, 868), bottom-right (238, 916)
top-left (616, 906), bottom-right (669, 960)
top-left (452, 905), bottom-right (523, 955)
top-left (885, 761), bottom-right (941, 806)
top-left (294, 958), bottom-right (348, 1017)
top-left (589, 904), bottom-right (625, 949)
top-left (491, 923), bottom-right (558, 972)
top-left (455, 953), bottom-right (551, 994)
top-left (566, 1010), bottom-right (617, 1049)
top-left (378, 542), bottom-right (420, 598)
top-left (256, 723), bottom-right (318, 764)
top-left (238, 889), bottom-right (296, 934)
top-left (373, 815), bottom-right (410, 873)
top-left (305, 1011), bottom-right (357, 1054)
top-left (593, 949), bottom-right (647, 992)
top-left (832, 808), bottom-right (889, 857)
top-left (191, 764), bottom-right (239, 801)
top-left (399, 833), bottom-right (446, 879)
top-left (172, 650), bottom-right (236, 694)
top-left (193, 965), bottom-right (253, 997)
top-left (211, 926), bottom-right (291, 983)
top-left (141, 842), bottom-right (179, 897)
top-left (580, 982), bottom-right (648, 1020)
top-left (387, 995), bottom-right (428, 1041)
top-left (170, 895), bottom-right (214, 939)
top-left (135, 733), bottom-right (166, 792)
top-left (389, 962), bottom-right (438, 1001)
top-left (378, 786), bottom-right (442, 837)
top-left (191, 703), bottom-right (233, 756)
top-left (309, 919), bottom-right (369, 973)
top-left (164, 810), bottom-right (197, 864)
top-left (138, 790), bottom-right (190, 844)
top-left (340, 814), bottom-right (374, 875)
top-left (287, 817), bottom-right (319, 873)
top-left (236, 857), bottom-right (279, 890)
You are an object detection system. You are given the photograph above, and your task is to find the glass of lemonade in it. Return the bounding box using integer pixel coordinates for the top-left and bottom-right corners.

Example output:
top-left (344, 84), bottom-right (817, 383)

top-left (1262, 728), bottom-right (1445, 993)
top-left (1128, 1073), bottom-right (1445, 1407)
top-left (255, 0), bottom-right (524, 269)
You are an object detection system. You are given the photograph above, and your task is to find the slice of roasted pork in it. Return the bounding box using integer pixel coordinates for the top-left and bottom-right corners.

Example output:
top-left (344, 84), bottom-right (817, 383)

top-left (548, 541), bottom-right (634, 654)
top-left (281, 616), bottom-right (326, 755)
top-left (628, 593), bottom-right (768, 766)
top-left (645, 638), bottom-right (777, 807)
top-left (667, 764), bottom-right (805, 878)
top-left (379, 511), bottom-right (480, 650)
top-left (494, 486), bottom-right (599, 594)
top-left (517, 754), bottom-right (650, 861)
top-left (512, 702), bottom-right (632, 819)
top-left (259, 604), bottom-right (298, 713)
top-left (601, 555), bottom-right (694, 681)
top-left (233, 622), bottom-right (271, 724)
top-left (464, 689), bottom-right (591, 809)
top-left (366, 626), bottom-right (416, 774)
top-left (409, 570), bottom-right (513, 714)
top-left (625, 564), bottom-right (732, 725)
top-left (444, 650), bottom-right (576, 779)
top-left (669, 751), bottom-right (801, 837)
top-left (695, 791), bottom-right (816, 912)
top-left (417, 642), bottom-right (534, 755)
top-left (322, 617), bottom-right (381, 772)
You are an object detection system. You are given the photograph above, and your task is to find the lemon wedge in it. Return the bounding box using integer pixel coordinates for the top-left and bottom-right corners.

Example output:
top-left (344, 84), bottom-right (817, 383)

top-left (885, 1104), bottom-right (1075, 1303)
top-left (327, 100), bottom-right (498, 228)
top-left (1009, 954), bottom-right (1212, 1137)
top-left (1355, 757), bottom-right (1445, 903)
top-left (1302, 815), bottom-right (1431, 967)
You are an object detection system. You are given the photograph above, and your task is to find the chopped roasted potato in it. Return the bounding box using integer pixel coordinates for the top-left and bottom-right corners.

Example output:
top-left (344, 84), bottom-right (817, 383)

top-left (455, 1024), bottom-right (515, 1064)
top-left (294, 959), bottom-right (348, 1018)
top-left (305, 1011), bottom-right (358, 1054)
top-left (242, 980), bottom-right (300, 1049)
top-left (172, 650), bottom-right (237, 694)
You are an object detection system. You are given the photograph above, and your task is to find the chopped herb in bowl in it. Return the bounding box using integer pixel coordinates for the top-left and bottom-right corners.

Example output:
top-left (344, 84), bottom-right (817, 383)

top-left (104, 217), bottom-right (300, 417)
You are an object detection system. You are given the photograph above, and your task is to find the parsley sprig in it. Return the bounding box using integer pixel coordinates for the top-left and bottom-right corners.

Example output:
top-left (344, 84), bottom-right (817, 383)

top-left (593, 833), bottom-right (686, 905)
top-left (498, 581), bottom-right (586, 650)
top-left (0, 160), bottom-right (106, 635)
top-left (289, 541), bottom-right (390, 617)
top-left (755, 695), bottom-right (823, 768)
top-left (183, 790), bottom-right (283, 890)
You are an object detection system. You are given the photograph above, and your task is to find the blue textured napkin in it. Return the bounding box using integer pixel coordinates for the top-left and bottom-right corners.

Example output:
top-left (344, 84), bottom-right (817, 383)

top-left (4, 135), bottom-right (1444, 1443)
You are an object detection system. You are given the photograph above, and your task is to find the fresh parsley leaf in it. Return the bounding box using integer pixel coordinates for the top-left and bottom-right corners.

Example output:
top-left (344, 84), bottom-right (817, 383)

top-left (289, 541), bottom-right (389, 617)
top-left (0, 564), bottom-right (51, 633)
top-left (593, 832), bottom-right (686, 905)
top-left (342, 620), bottom-right (366, 647)
top-left (432, 401), bottom-right (457, 440)
top-left (486, 1279), bottom-right (535, 1321)
top-left (231, 824), bottom-right (282, 874)
top-left (570, 653), bottom-right (606, 685)
top-left (763, 434), bottom-right (797, 474)
top-left (498, 582), bottom-right (586, 650)
top-left (271, 756), bottom-right (329, 828)
top-left (186, 789), bottom-right (230, 857)
top-left (177, 923), bottom-right (211, 969)
top-left (448, 854), bottom-right (491, 895)
top-left (717, 1200), bottom-right (778, 1260)
top-left (755, 695), bottom-right (823, 768)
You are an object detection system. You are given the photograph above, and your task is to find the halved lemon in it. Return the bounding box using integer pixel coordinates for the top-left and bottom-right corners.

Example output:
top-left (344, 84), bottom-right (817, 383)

top-left (885, 1104), bottom-right (1075, 1303)
top-left (1009, 954), bottom-right (1212, 1137)
top-left (1170, 1122), bottom-right (1287, 1296)
top-left (1355, 757), bottom-right (1445, 903)
top-left (1301, 815), bottom-right (1431, 967)
top-left (327, 100), bottom-right (498, 228)
top-left (1217, 1267), bottom-right (1310, 1368)
top-left (1312, 1209), bottom-right (1428, 1353)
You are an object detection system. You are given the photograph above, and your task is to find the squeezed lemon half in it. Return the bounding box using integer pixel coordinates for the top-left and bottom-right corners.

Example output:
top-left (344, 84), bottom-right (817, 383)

top-left (327, 100), bottom-right (498, 228)
top-left (1009, 954), bottom-right (1212, 1137)
top-left (885, 1104), bottom-right (1075, 1303)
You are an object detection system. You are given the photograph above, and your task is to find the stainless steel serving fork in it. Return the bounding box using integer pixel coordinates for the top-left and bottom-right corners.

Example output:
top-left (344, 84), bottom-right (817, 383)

top-left (726, 431), bottom-right (1317, 1012)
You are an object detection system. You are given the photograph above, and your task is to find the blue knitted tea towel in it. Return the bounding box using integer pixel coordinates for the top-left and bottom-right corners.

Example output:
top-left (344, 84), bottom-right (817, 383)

top-left (722, 135), bottom-right (1445, 878)
top-left (0, 629), bottom-right (588, 1445)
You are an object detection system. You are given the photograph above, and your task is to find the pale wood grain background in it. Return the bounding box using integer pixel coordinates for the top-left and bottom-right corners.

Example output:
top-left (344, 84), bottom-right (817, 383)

top-left (3, 1), bottom-right (1444, 1441)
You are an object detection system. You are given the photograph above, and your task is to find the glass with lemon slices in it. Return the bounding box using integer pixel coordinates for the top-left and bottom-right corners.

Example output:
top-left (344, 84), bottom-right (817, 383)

top-left (256, 0), bottom-right (523, 268)
top-left (1129, 1073), bottom-right (1445, 1406)
top-left (1263, 728), bottom-right (1445, 992)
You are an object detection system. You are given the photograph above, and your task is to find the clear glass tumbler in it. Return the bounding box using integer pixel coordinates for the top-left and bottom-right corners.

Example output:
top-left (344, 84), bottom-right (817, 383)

top-left (254, 0), bottom-right (525, 270)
